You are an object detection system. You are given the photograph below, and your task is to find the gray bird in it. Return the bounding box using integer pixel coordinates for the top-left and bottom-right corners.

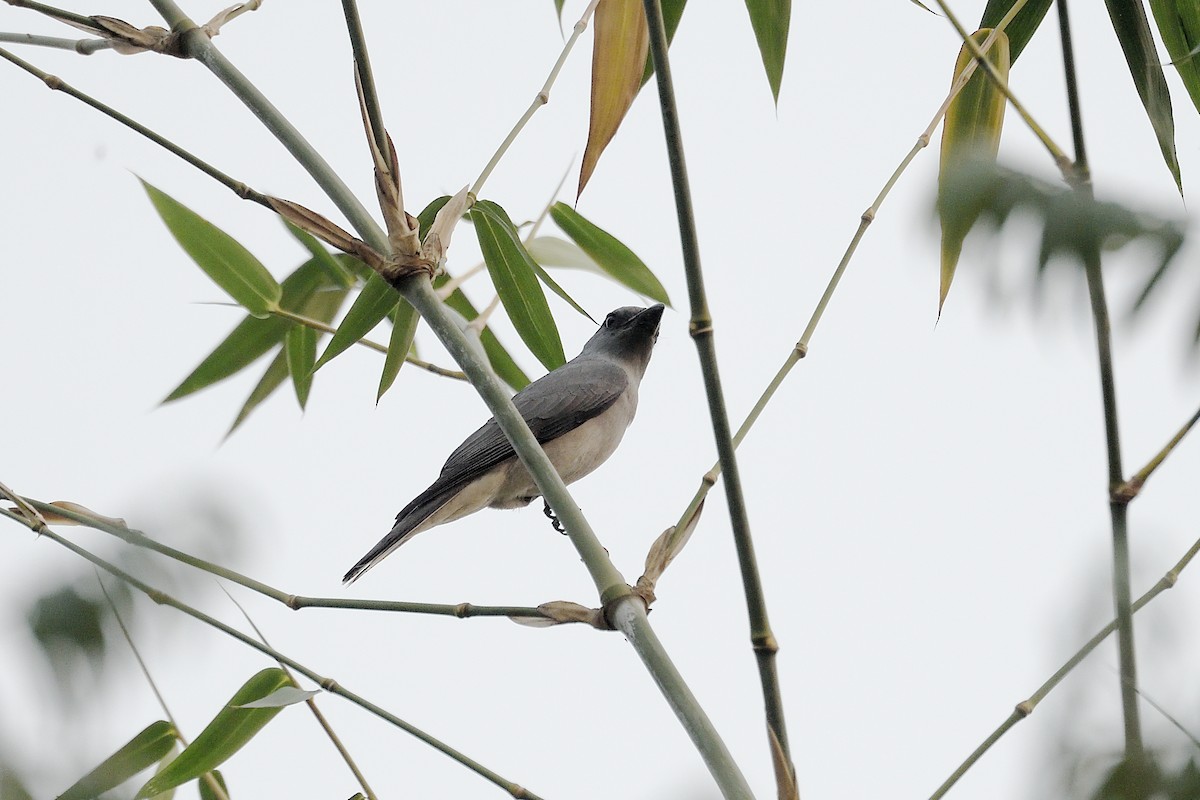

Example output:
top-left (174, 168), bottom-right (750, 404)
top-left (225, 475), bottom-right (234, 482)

top-left (343, 303), bottom-right (665, 583)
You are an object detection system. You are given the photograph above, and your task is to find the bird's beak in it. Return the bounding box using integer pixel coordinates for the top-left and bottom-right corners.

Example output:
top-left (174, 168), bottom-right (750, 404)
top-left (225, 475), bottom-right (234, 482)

top-left (634, 303), bottom-right (665, 332)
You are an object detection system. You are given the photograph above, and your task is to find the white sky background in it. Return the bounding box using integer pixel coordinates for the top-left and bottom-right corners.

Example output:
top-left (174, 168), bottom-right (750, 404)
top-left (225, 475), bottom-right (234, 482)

top-left (3, 1), bottom-right (1200, 799)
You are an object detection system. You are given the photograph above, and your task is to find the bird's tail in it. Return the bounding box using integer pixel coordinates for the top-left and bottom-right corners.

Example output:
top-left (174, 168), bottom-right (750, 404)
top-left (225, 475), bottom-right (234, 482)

top-left (342, 483), bottom-right (458, 584)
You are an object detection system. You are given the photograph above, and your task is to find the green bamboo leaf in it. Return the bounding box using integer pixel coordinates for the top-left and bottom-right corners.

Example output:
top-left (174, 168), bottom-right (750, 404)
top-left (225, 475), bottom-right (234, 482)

top-left (550, 202), bottom-right (672, 305)
top-left (313, 272), bottom-right (400, 371)
top-left (416, 195), bottom-right (452, 237)
top-left (471, 201), bottom-right (565, 370)
top-left (580, 0), bottom-right (649, 197)
top-left (227, 349), bottom-right (289, 437)
top-left (141, 180), bottom-right (281, 318)
top-left (979, 0), bottom-right (1052, 64)
top-left (147, 741), bottom-right (180, 800)
top-left (135, 669), bottom-right (293, 799)
top-left (937, 29), bottom-right (1010, 314)
top-left (57, 720), bottom-right (177, 800)
top-left (439, 283), bottom-right (531, 389)
top-left (473, 202), bottom-right (594, 321)
top-left (284, 325), bottom-right (317, 409)
top-left (1150, 0), bottom-right (1200, 115)
top-left (554, 0), bottom-right (566, 28)
top-left (743, 0), bottom-right (791, 102)
top-left (1104, 0), bottom-right (1182, 192)
top-left (640, 0), bottom-right (688, 85)
top-left (165, 257), bottom-right (333, 402)
top-left (378, 299), bottom-right (420, 402)
top-left (197, 771), bottom-right (228, 800)
top-left (282, 220), bottom-right (354, 288)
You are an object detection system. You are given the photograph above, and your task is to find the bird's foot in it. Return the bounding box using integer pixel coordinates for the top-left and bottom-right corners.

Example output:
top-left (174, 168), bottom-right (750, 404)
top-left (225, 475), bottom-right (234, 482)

top-left (542, 500), bottom-right (567, 535)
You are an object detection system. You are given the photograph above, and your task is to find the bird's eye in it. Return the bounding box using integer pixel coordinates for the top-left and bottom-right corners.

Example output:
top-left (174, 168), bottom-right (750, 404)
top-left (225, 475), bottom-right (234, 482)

top-left (603, 314), bottom-right (615, 329)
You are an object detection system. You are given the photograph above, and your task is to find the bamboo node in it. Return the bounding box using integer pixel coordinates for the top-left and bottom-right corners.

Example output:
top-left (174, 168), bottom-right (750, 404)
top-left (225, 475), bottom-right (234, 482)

top-left (1014, 700), bottom-right (1034, 717)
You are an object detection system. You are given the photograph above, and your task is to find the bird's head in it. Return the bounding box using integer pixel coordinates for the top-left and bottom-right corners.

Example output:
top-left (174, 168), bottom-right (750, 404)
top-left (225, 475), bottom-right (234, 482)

top-left (579, 304), bottom-right (665, 377)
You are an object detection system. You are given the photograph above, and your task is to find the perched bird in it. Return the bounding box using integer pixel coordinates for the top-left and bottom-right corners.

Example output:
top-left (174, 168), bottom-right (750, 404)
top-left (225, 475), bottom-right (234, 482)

top-left (343, 303), bottom-right (665, 583)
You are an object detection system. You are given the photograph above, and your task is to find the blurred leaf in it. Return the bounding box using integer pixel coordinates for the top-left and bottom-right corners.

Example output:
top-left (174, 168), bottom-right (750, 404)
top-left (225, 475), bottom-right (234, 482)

top-left (1104, 0), bottom-right (1182, 193)
top-left (979, 0), bottom-right (1052, 63)
top-left (439, 282), bottom-right (531, 389)
top-left (938, 29), bottom-right (1010, 313)
top-left (640, 0), bottom-right (687, 85)
top-left (939, 161), bottom-right (1187, 334)
top-left (197, 770), bottom-right (229, 800)
top-left (314, 272), bottom-right (400, 371)
top-left (554, 0), bottom-right (566, 29)
top-left (378, 299), bottom-right (419, 402)
top-left (234, 686), bottom-right (319, 709)
top-left (165, 257), bottom-right (336, 402)
top-left (136, 669), bottom-right (293, 799)
top-left (282, 220), bottom-right (354, 288)
top-left (142, 180), bottom-right (282, 318)
top-left (57, 720), bottom-right (177, 800)
top-left (1, 768), bottom-right (33, 800)
top-left (1167, 759), bottom-right (1200, 799)
top-left (550, 202), bottom-right (672, 305)
top-left (284, 325), bottom-right (317, 409)
top-left (471, 200), bottom-right (566, 370)
top-left (743, 0), bottom-right (791, 102)
top-left (1093, 755), bottom-right (1162, 799)
top-left (1150, 0), bottom-right (1200, 115)
top-left (527, 235), bottom-right (602, 271)
top-left (227, 349), bottom-right (288, 437)
top-left (29, 586), bottom-right (106, 676)
top-left (579, 0), bottom-right (649, 198)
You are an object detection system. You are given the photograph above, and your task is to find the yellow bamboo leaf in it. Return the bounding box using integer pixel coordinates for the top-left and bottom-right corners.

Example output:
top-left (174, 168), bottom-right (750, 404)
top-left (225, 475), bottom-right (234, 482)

top-left (937, 29), bottom-right (1010, 314)
top-left (578, 0), bottom-right (649, 198)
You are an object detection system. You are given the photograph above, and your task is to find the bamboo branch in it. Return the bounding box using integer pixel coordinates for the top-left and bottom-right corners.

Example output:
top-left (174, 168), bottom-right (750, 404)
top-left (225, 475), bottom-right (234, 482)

top-left (15, 495), bottom-right (547, 620)
top-left (642, 0), bottom-right (789, 792)
top-left (0, 31), bottom-right (110, 52)
top-left (929, 535), bottom-right (1200, 799)
top-left (3, 0), bottom-right (93, 29)
top-left (1056, 0), bottom-right (1142, 758)
top-left (2, 512), bottom-right (544, 800)
top-left (0, 45), bottom-right (268, 206)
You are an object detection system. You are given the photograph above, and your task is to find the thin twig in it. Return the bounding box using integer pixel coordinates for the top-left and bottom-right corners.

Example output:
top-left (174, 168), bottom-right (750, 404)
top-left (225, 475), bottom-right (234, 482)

top-left (220, 586), bottom-right (378, 800)
top-left (0, 31), bottom-right (110, 52)
top-left (1057, 0), bottom-right (1143, 757)
top-left (340, 0), bottom-right (388, 167)
top-left (1116, 402), bottom-right (1200, 502)
top-left (642, 0), bottom-right (791, 791)
top-left (0, 46), bottom-right (269, 206)
top-left (929, 535), bottom-right (1200, 799)
top-left (4, 0), bottom-right (93, 29)
top-left (12, 519), bottom-right (544, 800)
top-left (470, 0), bottom-right (602, 197)
top-left (270, 306), bottom-right (467, 380)
top-left (12, 494), bottom-right (549, 619)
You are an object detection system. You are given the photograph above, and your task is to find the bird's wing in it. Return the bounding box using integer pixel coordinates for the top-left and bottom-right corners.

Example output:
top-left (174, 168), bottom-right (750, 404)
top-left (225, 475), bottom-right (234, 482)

top-left (433, 356), bottom-right (629, 497)
top-left (342, 358), bottom-right (628, 584)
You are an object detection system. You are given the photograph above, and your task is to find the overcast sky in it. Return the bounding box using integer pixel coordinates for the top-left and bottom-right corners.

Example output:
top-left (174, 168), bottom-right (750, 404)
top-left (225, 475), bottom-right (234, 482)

top-left (4, 2), bottom-right (1200, 799)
